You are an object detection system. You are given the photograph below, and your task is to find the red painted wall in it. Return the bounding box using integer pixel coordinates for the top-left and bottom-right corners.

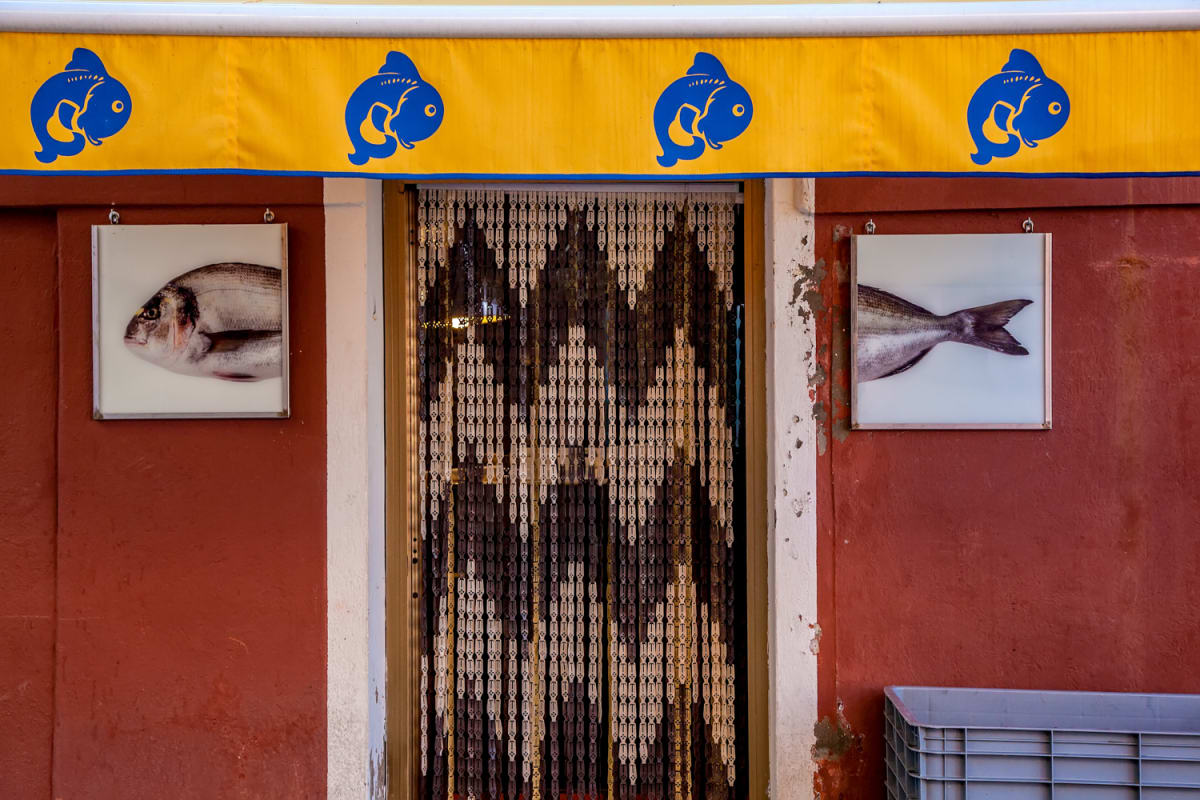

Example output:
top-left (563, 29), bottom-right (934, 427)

top-left (0, 211), bottom-right (58, 800)
top-left (0, 177), bottom-right (328, 799)
top-left (811, 178), bottom-right (1200, 797)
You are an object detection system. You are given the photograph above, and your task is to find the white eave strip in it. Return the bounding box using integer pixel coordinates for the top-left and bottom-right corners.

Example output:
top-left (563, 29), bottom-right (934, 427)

top-left (1, 0), bottom-right (1199, 38)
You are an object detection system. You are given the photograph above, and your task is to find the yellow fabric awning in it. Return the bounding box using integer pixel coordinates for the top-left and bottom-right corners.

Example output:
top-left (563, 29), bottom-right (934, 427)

top-left (4, 28), bottom-right (1198, 177)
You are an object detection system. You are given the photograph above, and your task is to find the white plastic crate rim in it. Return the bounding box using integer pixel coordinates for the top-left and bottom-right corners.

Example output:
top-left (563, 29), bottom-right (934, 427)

top-left (885, 686), bottom-right (1200, 799)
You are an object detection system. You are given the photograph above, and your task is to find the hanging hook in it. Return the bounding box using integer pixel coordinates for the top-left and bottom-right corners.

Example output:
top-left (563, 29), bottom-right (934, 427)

top-left (864, 218), bottom-right (876, 235)
top-left (264, 208), bottom-right (275, 223)
top-left (1022, 217), bottom-right (1035, 233)
top-left (108, 206), bottom-right (120, 225)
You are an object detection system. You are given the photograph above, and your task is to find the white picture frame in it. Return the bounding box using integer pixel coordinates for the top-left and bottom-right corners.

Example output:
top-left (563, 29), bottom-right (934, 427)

top-left (92, 223), bottom-right (290, 419)
top-left (851, 233), bottom-right (1051, 430)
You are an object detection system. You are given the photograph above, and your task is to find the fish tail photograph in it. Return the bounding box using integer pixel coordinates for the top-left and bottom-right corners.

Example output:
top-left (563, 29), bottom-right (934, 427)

top-left (1, 2), bottom-right (1199, 800)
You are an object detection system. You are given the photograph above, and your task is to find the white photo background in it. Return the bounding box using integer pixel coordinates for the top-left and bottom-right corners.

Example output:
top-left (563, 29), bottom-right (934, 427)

top-left (852, 233), bottom-right (1048, 427)
top-left (93, 224), bottom-right (288, 418)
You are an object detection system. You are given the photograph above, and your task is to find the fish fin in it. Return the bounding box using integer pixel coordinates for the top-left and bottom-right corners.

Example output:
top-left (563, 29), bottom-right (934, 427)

top-left (348, 137), bottom-right (397, 165)
top-left (686, 52), bottom-right (729, 80)
top-left (989, 101), bottom-right (1016, 139)
top-left (35, 122), bottom-right (85, 162)
top-left (1002, 49), bottom-right (1044, 77)
top-left (660, 105), bottom-right (707, 166)
top-left (380, 51), bottom-right (420, 79)
top-left (48, 100), bottom-right (83, 142)
top-left (877, 348), bottom-right (934, 380)
top-left (970, 132), bottom-right (1021, 165)
top-left (669, 104), bottom-right (701, 145)
top-left (954, 299), bottom-right (1033, 355)
top-left (66, 48), bottom-right (107, 75)
top-left (205, 329), bottom-right (280, 354)
top-left (357, 102), bottom-right (393, 146)
top-left (369, 102), bottom-right (392, 132)
top-left (859, 285), bottom-right (935, 317)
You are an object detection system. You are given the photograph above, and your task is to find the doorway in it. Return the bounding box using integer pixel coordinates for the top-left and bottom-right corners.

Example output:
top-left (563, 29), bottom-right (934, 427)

top-left (384, 183), bottom-right (767, 800)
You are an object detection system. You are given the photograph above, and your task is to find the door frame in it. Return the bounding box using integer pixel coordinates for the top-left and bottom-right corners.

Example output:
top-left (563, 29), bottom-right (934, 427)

top-left (382, 180), bottom-right (769, 800)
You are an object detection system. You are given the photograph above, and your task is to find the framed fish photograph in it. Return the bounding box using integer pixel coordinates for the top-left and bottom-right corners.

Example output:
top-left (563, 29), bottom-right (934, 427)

top-left (851, 233), bottom-right (1051, 429)
top-left (91, 223), bottom-right (289, 419)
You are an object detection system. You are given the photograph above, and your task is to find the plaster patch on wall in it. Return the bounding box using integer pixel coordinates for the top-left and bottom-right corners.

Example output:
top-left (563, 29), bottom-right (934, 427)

top-left (811, 707), bottom-right (855, 761)
top-left (828, 253), bottom-right (852, 444)
top-left (804, 290), bottom-right (826, 318)
top-left (796, 257), bottom-right (837, 454)
top-left (833, 255), bottom-right (849, 283)
top-left (812, 401), bottom-right (830, 456)
top-left (369, 742), bottom-right (387, 800)
top-left (791, 277), bottom-right (806, 311)
top-left (812, 700), bottom-right (865, 799)
top-left (786, 257), bottom-right (828, 325)
top-left (809, 361), bottom-right (828, 394)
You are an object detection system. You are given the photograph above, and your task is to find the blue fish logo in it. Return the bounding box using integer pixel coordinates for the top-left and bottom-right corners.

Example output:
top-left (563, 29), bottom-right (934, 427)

top-left (968, 49), bottom-right (1069, 166)
top-left (654, 53), bottom-right (753, 168)
top-left (30, 48), bottom-right (131, 164)
top-left (345, 52), bottom-right (443, 165)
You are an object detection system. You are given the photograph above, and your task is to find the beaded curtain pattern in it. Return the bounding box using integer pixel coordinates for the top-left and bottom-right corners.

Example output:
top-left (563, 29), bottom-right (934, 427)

top-left (416, 188), bottom-right (744, 800)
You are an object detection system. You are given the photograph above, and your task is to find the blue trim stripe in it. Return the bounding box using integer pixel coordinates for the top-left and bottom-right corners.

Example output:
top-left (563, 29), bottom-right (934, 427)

top-left (1, 168), bottom-right (1199, 180)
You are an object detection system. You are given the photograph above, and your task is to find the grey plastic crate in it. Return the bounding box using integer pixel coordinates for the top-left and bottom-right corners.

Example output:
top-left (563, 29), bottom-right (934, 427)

top-left (885, 686), bottom-right (1200, 799)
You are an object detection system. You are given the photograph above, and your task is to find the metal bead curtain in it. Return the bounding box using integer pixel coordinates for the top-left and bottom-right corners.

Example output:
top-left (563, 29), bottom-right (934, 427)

top-left (416, 188), bottom-right (743, 800)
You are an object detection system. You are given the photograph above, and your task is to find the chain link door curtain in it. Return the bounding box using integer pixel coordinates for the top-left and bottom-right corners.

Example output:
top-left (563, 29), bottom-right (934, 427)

top-left (415, 187), bottom-right (746, 800)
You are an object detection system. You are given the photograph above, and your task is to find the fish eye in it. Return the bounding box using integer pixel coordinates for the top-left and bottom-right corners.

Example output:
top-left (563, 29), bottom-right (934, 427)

top-left (112, 100), bottom-right (124, 113)
top-left (424, 104), bottom-right (437, 117)
top-left (142, 306), bottom-right (159, 320)
top-left (732, 104), bottom-right (745, 117)
top-left (1049, 102), bottom-right (1062, 115)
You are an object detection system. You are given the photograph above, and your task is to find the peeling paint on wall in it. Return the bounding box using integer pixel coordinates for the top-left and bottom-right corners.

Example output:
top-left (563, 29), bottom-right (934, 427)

top-left (828, 304), bottom-right (852, 445)
top-left (787, 257), bottom-right (828, 325)
top-left (812, 401), bottom-right (830, 456)
top-left (809, 361), bottom-right (829, 393)
top-left (826, 233), bottom-right (853, 445)
top-left (812, 700), bottom-right (865, 799)
top-left (369, 742), bottom-right (387, 800)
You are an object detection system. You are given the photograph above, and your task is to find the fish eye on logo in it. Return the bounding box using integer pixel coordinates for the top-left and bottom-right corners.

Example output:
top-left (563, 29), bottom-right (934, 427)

top-left (654, 52), bottom-right (753, 168)
top-left (30, 48), bottom-right (132, 164)
top-left (967, 49), bottom-right (1070, 166)
top-left (345, 51), bottom-right (444, 166)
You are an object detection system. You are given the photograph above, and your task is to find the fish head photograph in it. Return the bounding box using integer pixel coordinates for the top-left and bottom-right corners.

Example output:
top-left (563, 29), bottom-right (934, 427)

top-left (851, 232), bottom-right (1051, 429)
top-left (93, 223), bottom-right (289, 419)
top-left (123, 262), bottom-right (284, 382)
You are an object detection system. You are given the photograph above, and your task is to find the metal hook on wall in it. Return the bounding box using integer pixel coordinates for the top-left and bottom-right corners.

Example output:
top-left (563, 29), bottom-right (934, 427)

top-left (864, 218), bottom-right (877, 235)
top-left (263, 208), bottom-right (276, 223)
top-left (1022, 217), bottom-right (1035, 233)
top-left (108, 206), bottom-right (120, 225)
